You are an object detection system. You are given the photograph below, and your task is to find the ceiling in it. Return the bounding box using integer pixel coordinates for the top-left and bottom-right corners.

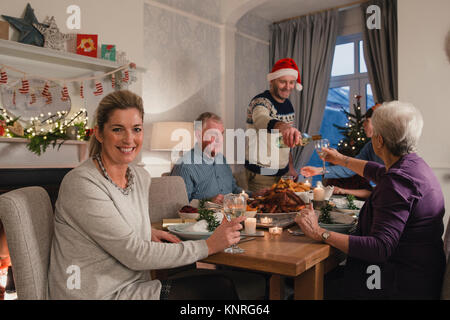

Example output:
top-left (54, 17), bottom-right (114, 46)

top-left (250, 0), bottom-right (359, 22)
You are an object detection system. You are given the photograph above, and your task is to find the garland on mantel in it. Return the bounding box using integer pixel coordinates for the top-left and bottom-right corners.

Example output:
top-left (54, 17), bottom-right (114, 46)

top-left (0, 62), bottom-right (137, 155)
top-left (0, 106), bottom-right (91, 155)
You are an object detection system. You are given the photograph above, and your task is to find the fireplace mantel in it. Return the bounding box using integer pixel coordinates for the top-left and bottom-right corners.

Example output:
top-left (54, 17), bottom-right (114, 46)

top-left (0, 137), bottom-right (88, 169)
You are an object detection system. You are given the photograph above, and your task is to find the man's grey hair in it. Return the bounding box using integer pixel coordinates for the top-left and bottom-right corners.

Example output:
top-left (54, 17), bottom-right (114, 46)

top-left (196, 112), bottom-right (222, 128)
top-left (371, 101), bottom-right (423, 157)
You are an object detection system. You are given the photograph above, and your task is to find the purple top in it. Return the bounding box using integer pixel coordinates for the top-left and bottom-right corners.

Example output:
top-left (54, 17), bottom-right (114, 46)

top-left (345, 153), bottom-right (446, 299)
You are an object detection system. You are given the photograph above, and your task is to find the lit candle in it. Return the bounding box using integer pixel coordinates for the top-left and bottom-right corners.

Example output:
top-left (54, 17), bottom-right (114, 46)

top-left (244, 218), bottom-right (257, 234)
top-left (269, 226), bottom-right (282, 235)
top-left (240, 190), bottom-right (249, 202)
top-left (260, 217), bottom-right (273, 224)
top-left (304, 179), bottom-right (311, 188)
top-left (313, 183), bottom-right (325, 201)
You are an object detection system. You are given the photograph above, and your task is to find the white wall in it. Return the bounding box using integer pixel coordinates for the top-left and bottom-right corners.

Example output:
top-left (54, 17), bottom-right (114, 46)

top-left (398, 0), bottom-right (450, 233)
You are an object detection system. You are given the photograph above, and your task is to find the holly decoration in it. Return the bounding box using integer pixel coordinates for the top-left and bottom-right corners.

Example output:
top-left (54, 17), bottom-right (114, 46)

top-left (333, 95), bottom-right (368, 157)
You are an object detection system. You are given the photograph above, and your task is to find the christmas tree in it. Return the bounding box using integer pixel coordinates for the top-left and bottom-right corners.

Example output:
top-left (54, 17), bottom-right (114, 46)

top-left (333, 95), bottom-right (368, 157)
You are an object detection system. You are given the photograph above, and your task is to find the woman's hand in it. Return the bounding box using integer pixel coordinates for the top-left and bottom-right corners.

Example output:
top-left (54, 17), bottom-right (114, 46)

top-left (333, 186), bottom-right (347, 195)
top-left (294, 203), bottom-right (324, 242)
top-left (300, 166), bottom-right (323, 177)
top-left (151, 228), bottom-right (181, 243)
top-left (320, 147), bottom-right (345, 166)
top-left (206, 216), bottom-right (246, 255)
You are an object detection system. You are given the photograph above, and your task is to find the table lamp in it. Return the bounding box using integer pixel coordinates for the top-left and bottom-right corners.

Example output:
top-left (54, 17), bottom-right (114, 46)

top-left (150, 121), bottom-right (194, 169)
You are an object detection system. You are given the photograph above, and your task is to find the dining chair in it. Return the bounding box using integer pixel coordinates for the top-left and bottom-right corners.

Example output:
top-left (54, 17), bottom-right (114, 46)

top-left (0, 187), bottom-right (54, 300)
top-left (148, 176), bottom-right (189, 223)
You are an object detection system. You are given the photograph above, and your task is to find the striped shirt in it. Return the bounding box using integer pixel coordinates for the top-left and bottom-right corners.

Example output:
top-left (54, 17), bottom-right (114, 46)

top-left (170, 146), bottom-right (243, 201)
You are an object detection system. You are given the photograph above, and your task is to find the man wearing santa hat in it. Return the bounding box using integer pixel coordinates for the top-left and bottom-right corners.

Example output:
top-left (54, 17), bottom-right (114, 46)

top-left (245, 58), bottom-right (303, 192)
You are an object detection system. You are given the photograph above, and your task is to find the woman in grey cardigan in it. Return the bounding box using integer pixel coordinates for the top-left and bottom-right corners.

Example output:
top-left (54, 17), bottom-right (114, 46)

top-left (48, 90), bottom-right (244, 300)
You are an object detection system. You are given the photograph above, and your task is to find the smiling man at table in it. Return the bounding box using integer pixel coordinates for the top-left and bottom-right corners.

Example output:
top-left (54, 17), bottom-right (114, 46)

top-left (171, 112), bottom-right (259, 203)
top-left (296, 101), bottom-right (446, 300)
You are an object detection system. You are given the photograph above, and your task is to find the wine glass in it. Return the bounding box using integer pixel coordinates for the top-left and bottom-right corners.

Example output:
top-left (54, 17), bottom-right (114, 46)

top-left (223, 193), bottom-right (246, 254)
top-left (314, 138), bottom-right (330, 176)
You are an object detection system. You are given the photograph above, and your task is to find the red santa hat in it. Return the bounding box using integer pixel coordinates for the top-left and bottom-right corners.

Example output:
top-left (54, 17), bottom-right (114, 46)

top-left (267, 58), bottom-right (303, 91)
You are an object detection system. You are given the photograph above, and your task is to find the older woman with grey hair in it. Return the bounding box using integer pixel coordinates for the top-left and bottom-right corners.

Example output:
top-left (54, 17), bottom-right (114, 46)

top-left (296, 101), bottom-right (446, 299)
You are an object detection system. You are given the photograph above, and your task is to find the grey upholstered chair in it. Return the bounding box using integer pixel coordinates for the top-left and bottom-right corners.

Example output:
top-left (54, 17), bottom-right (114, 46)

top-left (148, 176), bottom-right (189, 223)
top-left (0, 187), bottom-right (54, 300)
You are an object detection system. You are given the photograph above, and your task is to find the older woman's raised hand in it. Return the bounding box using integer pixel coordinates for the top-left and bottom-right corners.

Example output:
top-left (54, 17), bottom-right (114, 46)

top-left (206, 216), bottom-right (245, 255)
top-left (319, 147), bottom-right (344, 165)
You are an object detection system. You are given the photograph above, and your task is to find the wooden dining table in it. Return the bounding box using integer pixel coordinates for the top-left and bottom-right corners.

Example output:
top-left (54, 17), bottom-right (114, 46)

top-left (152, 221), bottom-right (342, 300)
top-left (200, 228), bottom-right (341, 300)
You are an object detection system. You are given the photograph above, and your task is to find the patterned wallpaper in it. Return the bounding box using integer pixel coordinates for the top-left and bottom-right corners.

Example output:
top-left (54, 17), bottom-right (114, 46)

top-left (150, 0), bottom-right (222, 22)
top-left (143, 3), bottom-right (221, 123)
top-left (234, 13), bottom-right (271, 130)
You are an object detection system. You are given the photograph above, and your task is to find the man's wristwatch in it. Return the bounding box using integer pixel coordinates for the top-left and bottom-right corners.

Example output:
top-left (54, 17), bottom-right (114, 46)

top-left (321, 231), bottom-right (330, 242)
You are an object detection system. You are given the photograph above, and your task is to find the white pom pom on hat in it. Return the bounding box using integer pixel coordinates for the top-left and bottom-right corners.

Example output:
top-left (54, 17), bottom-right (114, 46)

top-left (267, 58), bottom-right (303, 91)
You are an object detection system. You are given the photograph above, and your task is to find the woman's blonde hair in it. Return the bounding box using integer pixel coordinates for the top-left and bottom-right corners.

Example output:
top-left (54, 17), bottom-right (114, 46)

top-left (89, 90), bottom-right (144, 157)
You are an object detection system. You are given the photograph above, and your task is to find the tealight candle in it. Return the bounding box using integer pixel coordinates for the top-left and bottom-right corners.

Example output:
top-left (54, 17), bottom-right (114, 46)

top-left (313, 184), bottom-right (325, 201)
top-left (260, 217), bottom-right (273, 224)
top-left (244, 218), bottom-right (257, 234)
top-left (269, 226), bottom-right (282, 235)
top-left (304, 179), bottom-right (311, 188)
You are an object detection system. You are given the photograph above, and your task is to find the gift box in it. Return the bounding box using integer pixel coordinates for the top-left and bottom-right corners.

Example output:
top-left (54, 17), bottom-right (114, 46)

top-left (76, 34), bottom-right (98, 58)
top-left (101, 44), bottom-right (116, 61)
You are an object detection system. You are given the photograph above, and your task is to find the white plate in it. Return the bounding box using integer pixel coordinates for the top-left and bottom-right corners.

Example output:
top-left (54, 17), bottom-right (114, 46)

top-left (335, 208), bottom-right (360, 215)
top-left (168, 223), bottom-right (212, 240)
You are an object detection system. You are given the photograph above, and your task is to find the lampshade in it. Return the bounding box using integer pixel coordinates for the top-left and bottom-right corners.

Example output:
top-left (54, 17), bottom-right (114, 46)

top-left (150, 121), bottom-right (194, 151)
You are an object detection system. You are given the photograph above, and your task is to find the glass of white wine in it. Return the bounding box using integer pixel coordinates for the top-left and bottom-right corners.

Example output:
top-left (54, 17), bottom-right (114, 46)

top-left (314, 138), bottom-right (330, 176)
top-left (223, 193), bottom-right (246, 254)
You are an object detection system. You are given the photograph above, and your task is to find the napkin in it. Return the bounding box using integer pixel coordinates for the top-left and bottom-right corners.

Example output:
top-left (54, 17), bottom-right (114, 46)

top-left (323, 186), bottom-right (334, 201)
top-left (183, 212), bottom-right (224, 232)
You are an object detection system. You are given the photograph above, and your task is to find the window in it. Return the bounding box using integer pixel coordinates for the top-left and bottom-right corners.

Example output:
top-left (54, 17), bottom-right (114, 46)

top-left (306, 33), bottom-right (374, 185)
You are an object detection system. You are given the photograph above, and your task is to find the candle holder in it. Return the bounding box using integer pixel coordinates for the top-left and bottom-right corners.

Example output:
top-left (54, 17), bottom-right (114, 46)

top-left (260, 217), bottom-right (273, 225)
top-left (268, 226), bottom-right (282, 236)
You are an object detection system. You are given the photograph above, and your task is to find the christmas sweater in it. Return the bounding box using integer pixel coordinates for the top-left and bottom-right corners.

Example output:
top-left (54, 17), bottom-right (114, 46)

top-left (245, 90), bottom-right (295, 176)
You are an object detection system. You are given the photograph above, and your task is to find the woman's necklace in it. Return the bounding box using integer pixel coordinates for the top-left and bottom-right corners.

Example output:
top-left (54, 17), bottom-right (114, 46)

top-left (94, 153), bottom-right (134, 196)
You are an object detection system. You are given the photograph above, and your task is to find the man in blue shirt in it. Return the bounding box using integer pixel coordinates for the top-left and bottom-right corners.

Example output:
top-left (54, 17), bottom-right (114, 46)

top-left (170, 112), bottom-right (248, 203)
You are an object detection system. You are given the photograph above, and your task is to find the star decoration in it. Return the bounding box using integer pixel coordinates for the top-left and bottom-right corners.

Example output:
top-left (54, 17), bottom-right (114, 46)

top-left (34, 16), bottom-right (75, 52)
top-left (1, 3), bottom-right (48, 47)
